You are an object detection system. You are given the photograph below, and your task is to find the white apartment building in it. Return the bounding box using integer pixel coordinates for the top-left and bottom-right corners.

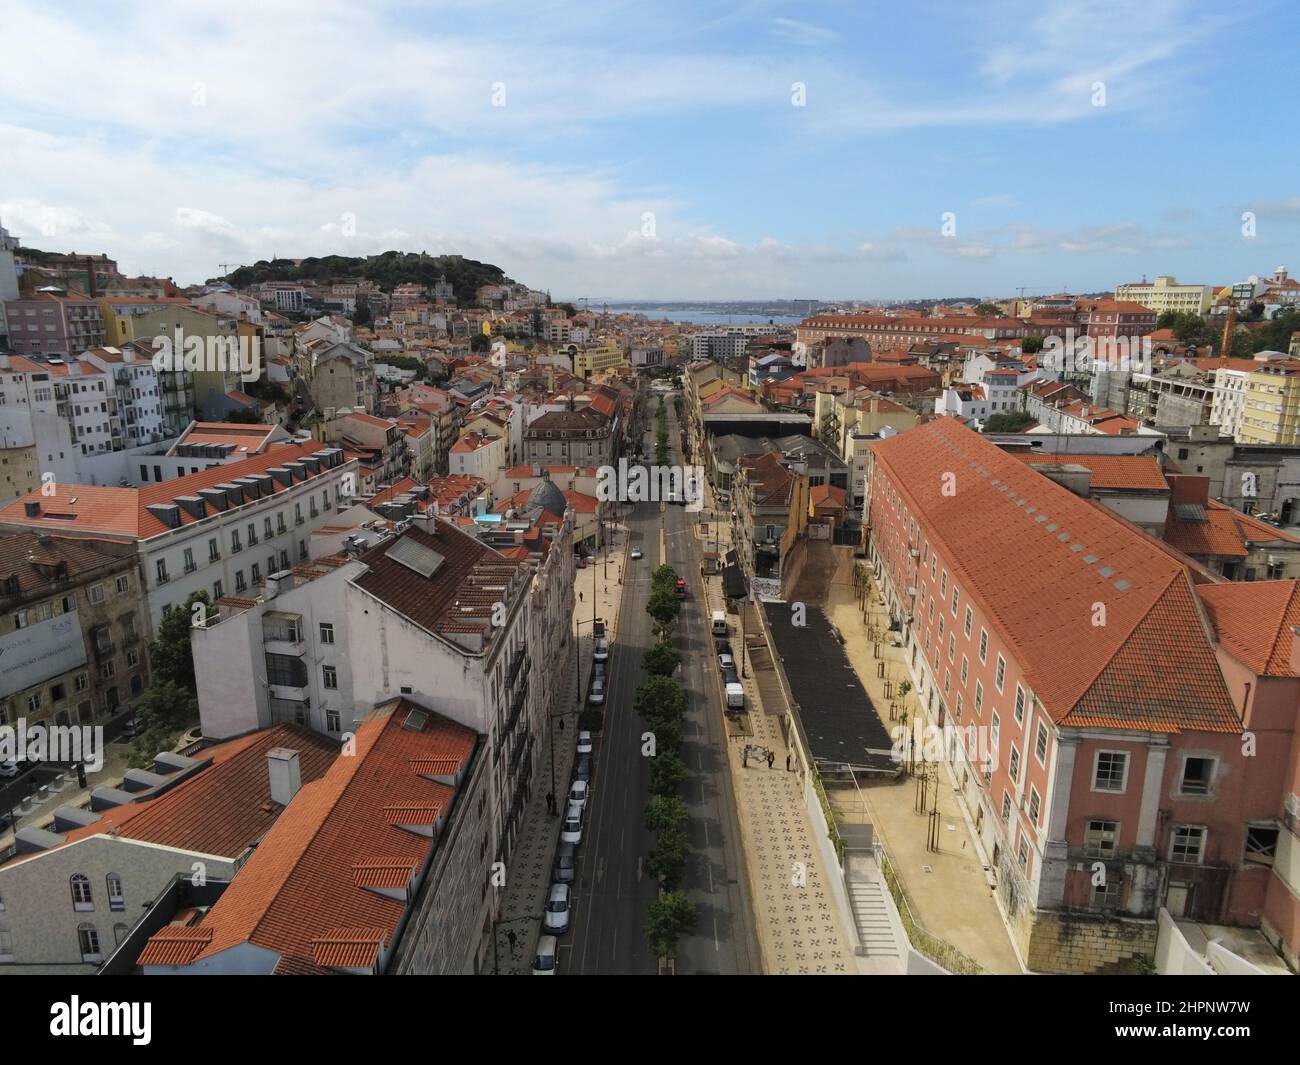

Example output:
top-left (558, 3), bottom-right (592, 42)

top-left (0, 442), bottom-right (359, 630)
top-left (1115, 276), bottom-right (1213, 316)
top-left (1210, 366), bottom-right (1250, 439)
top-left (193, 557), bottom-right (364, 739)
top-left (449, 429), bottom-right (506, 483)
top-left (191, 289), bottom-right (263, 325)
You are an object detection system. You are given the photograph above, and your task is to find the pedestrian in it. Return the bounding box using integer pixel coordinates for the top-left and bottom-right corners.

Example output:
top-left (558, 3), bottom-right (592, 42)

top-left (546, 791), bottom-right (556, 815)
top-left (786, 752), bottom-right (792, 771)
top-left (767, 750), bottom-right (775, 770)
top-left (559, 718), bottom-right (565, 732)
top-left (506, 929), bottom-right (517, 954)
top-left (742, 746), bottom-right (748, 768)
top-left (579, 591), bottom-right (583, 602)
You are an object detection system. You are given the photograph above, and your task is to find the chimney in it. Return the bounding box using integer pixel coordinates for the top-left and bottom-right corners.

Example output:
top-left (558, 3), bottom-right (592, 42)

top-left (23, 500), bottom-right (40, 518)
top-left (267, 747), bottom-right (302, 806)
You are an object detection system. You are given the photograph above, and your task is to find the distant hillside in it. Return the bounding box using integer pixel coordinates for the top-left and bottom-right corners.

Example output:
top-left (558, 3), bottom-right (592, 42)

top-left (220, 251), bottom-right (515, 304)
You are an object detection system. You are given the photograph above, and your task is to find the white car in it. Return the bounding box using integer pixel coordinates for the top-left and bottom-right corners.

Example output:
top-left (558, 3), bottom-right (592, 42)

top-left (630, 546), bottom-right (643, 560)
top-left (593, 637), bottom-right (609, 662)
top-left (718, 652), bottom-right (734, 672)
top-left (560, 801), bottom-right (584, 846)
top-left (544, 883), bottom-right (572, 935)
top-left (576, 730), bottom-right (593, 757)
top-left (568, 779), bottom-right (588, 812)
top-left (532, 935), bottom-right (559, 975)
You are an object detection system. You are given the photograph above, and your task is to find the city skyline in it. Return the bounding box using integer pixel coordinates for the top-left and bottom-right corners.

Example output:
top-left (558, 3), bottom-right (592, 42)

top-left (2, 0), bottom-right (1297, 298)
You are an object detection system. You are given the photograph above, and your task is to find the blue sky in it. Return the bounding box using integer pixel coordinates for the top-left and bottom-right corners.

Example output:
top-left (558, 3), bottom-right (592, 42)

top-left (1, 0), bottom-right (1296, 299)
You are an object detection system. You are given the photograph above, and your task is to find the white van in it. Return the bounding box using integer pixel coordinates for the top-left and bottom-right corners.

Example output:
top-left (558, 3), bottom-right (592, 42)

top-left (725, 682), bottom-right (745, 711)
top-left (711, 610), bottom-right (728, 637)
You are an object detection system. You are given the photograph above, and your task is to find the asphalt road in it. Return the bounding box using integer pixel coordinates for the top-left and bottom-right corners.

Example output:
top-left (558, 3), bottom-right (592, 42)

top-left (563, 393), bottom-right (760, 974)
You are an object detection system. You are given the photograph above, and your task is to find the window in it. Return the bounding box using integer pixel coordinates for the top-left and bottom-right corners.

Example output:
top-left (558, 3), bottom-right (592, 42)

top-left (113, 923), bottom-right (129, 947)
top-left (277, 513), bottom-right (287, 534)
top-left (208, 538), bottom-right (220, 562)
top-left (1179, 756), bottom-right (1216, 796)
top-left (75, 672), bottom-right (88, 692)
top-left (963, 606), bottom-right (972, 637)
top-left (126, 648), bottom-right (139, 668)
top-left (264, 517), bottom-right (273, 539)
top-left (974, 681), bottom-right (984, 715)
top-left (1017, 837), bottom-right (1029, 872)
top-left (940, 571), bottom-right (947, 596)
top-left (155, 559), bottom-right (169, 584)
top-left (1093, 751), bottom-right (1128, 793)
top-left (212, 580), bottom-right (223, 600)
top-left (78, 924), bottom-right (101, 960)
top-left (960, 656), bottom-right (968, 686)
top-left (1008, 745), bottom-right (1020, 782)
top-left (231, 529), bottom-right (242, 553)
top-left (27, 693), bottom-right (41, 714)
top-left (995, 655), bottom-right (1006, 692)
top-left (1170, 825), bottom-right (1206, 865)
top-left (1244, 823), bottom-right (1279, 866)
top-left (248, 522), bottom-right (258, 546)
top-left (322, 665), bottom-right (338, 690)
top-left (251, 563), bottom-right (261, 584)
top-left (265, 653), bottom-right (308, 688)
top-left (71, 874), bottom-right (93, 911)
top-left (1035, 722), bottom-right (1049, 764)
top-left (294, 503), bottom-right (303, 525)
top-left (183, 547), bottom-right (195, 573)
top-left (115, 574), bottom-right (129, 594)
top-left (235, 571), bottom-right (246, 593)
top-left (106, 873), bottom-right (124, 912)
top-left (947, 634), bottom-right (955, 661)
top-left (954, 693), bottom-right (963, 720)
top-left (319, 622), bottom-right (335, 644)
top-left (1014, 685), bottom-right (1025, 723)
top-left (1001, 792), bottom-right (1011, 822)
top-left (326, 708), bottom-right (341, 732)
top-left (1084, 819), bottom-right (1119, 859)
top-left (978, 629), bottom-right (988, 663)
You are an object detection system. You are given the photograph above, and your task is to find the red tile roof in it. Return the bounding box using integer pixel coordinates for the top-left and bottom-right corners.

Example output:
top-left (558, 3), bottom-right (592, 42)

top-left (1006, 451), bottom-right (1169, 491)
top-left (141, 699), bottom-right (476, 973)
top-left (870, 419), bottom-right (1239, 732)
top-left (1200, 580), bottom-right (1300, 677)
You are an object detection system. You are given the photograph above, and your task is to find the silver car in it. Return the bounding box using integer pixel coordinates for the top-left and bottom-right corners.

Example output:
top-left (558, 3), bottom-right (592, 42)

top-left (576, 730), bottom-right (593, 757)
top-left (544, 883), bottom-right (572, 935)
top-left (561, 801), bottom-right (584, 846)
top-left (533, 935), bottom-right (559, 975)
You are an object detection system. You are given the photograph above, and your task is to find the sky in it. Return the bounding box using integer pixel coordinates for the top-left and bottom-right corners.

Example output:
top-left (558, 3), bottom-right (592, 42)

top-left (1, 0), bottom-right (1297, 301)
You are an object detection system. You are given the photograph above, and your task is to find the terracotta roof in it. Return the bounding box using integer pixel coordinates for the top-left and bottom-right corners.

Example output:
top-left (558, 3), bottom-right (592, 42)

top-left (0, 443), bottom-right (353, 540)
top-left (1006, 452), bottom-right (1169, 491)
top-left (1200, 580), bottom-right (1300, 676)
top-left (143, 699), bottom-right (476, 972)
top-left (811, 484), bottom-right (846, 509)
top-left (0, 532), bottom-right (134, 597)
top-left (870, 419), bottom-right (1239, 732)
top-left (5, 724), bottom-right (338, 866)
top-left (738, 452), bottom-right (797, 506)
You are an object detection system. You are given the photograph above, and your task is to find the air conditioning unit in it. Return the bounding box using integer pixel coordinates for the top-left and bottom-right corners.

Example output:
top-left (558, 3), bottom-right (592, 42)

top-left (909, 547), bottom-right (920, 557)
top-left (906, 586), bottom-right (918, 597)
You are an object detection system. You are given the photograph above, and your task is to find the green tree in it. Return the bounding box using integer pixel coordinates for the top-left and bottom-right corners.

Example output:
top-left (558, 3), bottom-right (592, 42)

top-left (225, 406), bottom-right (263, 423)
top-left (646, 826), bottom-right (689, 888)
top-left (147, 590), bottom-right (212, 693)
top-left (352, 296), bottom-right (372, 326)
top-left (646, 589), bottom-right (681, 630)
top-left (645, 795), bottom-right (688, 834)
top-left (127, 680), bottom-right (198, 769)
top-left (1021, 335), bottom-right (1044, 354)
top-left (651, 564), bottom-right (678, 592)
top-left (981, 410), bottom-right (1037, 433)
top-left (646, 890), bottom-right (697, 960)
top-left (635, 676), bottom-right (688, 725)
top-left (974, 303), bottom-right (1003, 317)
top-left (642, 641), bottom-right (681, 678)
top-left (649, 750), bottom-right (687, 796)
top-left (469, 332), bottom-right (491, 352)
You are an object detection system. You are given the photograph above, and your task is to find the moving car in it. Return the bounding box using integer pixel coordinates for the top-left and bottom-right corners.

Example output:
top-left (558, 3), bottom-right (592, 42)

top-left (674, 577), bottom-right (687, 599)
top-left (543, 883), bottom-right (572, 935)
top-left (553, 841), bottom-right (577, 884)
top-left (630, 546), bottom-right (643, 560)
top-left (533, 935), bottom-right (559, 975)
top-left (560, 801), bottom-right (584, 846)
top-left (576, 730), bottom-right (593, 757)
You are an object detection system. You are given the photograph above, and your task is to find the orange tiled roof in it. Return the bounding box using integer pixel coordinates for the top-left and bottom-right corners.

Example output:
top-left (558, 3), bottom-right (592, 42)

top-left (870, 418), bottom-right (1239, 732)
top-left (1006, 451), bottom-right (1169, 491)
top-left (1200, 580), bottom-right (1300, 676)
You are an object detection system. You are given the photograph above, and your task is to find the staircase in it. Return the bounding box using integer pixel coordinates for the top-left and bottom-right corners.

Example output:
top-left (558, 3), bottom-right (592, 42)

top-left (847, 874), bottom-right (901, 962)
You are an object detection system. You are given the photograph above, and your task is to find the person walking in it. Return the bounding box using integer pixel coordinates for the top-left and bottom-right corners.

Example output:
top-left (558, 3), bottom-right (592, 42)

top-left (786, 752), bottom-right (792, 771)
top-left (506, 929), bottom-right (518, 955)
top-left (767, 750), bottom-right (775, 770)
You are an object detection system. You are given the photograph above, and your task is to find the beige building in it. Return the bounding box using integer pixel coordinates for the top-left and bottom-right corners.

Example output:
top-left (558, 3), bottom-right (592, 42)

top-left (0, 444), bottom-right (39, 504)
top-left (1115, 276), bottom-right (1213, 316)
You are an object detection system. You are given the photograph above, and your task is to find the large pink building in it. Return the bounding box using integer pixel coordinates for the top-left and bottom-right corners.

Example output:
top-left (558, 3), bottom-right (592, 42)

top-left (867, 418), bottom-right (1294, 972)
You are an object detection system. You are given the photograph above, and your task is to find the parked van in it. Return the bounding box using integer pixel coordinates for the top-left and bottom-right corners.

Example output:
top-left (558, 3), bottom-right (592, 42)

top-left (725, 682), bottom-right (745, 711)
top-left (711, 610), bottom-right (728, 637)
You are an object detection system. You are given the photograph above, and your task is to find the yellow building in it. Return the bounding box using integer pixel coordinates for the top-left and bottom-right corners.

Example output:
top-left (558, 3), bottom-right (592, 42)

top-left (1238, 361), bottom-right (1300, 444)
top-left (1115, 276), bottom-right (1213, 316)
top-left (573, 342), bottom-right (627, 379)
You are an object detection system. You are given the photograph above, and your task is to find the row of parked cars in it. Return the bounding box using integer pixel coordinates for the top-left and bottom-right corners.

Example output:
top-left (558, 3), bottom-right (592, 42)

top-left (533, 728), bottom-right (596, 975)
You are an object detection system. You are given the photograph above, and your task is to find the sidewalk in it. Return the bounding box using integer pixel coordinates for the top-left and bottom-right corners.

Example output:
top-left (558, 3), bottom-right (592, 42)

top-left (697, 485), bottom-right (857, 975)
top-left (492, 517), bottom-right (628, 974)
top-left (819, 545), bottom-right (1023, 974)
